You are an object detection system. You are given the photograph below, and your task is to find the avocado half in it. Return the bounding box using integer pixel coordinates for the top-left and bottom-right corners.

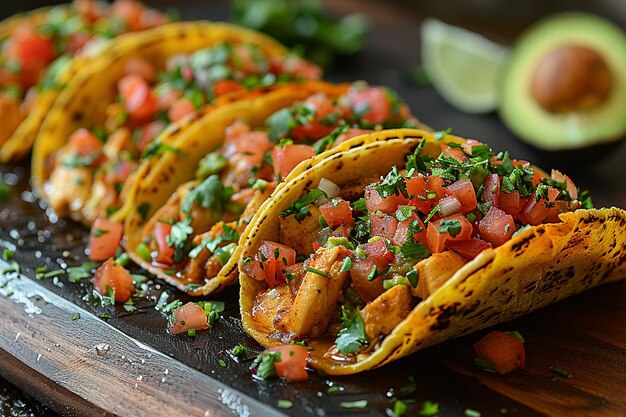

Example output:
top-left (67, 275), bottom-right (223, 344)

top-left (500, 13), bottom-right (626, 151)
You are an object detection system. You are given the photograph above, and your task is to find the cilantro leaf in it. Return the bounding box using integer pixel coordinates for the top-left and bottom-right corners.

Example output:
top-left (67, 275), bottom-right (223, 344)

top-left (401, 241), bottom-right (430, 261)
top-left (166, 218), bottom-right (193, 264)
top-left (335, 306), bottom-right (368, 355)
top-left (182, 175), bottom-right (234, 215)
top-left (280, 188), bottom-right (326, 222)
top-left (438, 219), bottom-right (462, 237)
top-left (250, 351), bottom-right (281, 379)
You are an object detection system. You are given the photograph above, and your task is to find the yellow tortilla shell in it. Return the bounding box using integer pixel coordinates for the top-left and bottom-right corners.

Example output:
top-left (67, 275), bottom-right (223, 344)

top-left (31, 21), bottom-right (290, 207)
top-left (123, 81), bottom-right (350, 296)
top-left (238, 128), bottom-right (626, 375)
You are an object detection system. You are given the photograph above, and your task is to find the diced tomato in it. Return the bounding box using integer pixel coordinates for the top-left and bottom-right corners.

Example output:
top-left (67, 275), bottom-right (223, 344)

top-left (474, 331), bottom-right (526, 375)
top-left (479, 206), bottom-right (516, 247)
top-left (288, 93), bottom-right (336, 141)
top-left (271, 55), bottom-right (322, 80)
top-left (320, 199), bottom-right (354, 228)
top-left (88, 218), bottom-right (123, 261)
top-left (426, 214), bottom-right (473, 254)
top-left (136, 121), bottom-right (166, 152)
top-left (392, 213), bottom-right (426, 246)
top-left (364, 186), bottom-right (408, 214)
top-left (138, 8), bottom-right (169, 29)
top-left (111, 0), bottom-right (146, 31)
top-left (266, 344), bottom-right (309, 382)
top-left (481, 174), bottom-right (500, 206)
top-left (446, 179), bottom-right (477, 213)
top-left (241, 258), bottom-right (265, 282)
top-left (68, 128), bottom-right (102, 157)
top-left (118, 74), bottom-right (157, 124)
top-left (363, 238), bottom-right (395, 263)
top-left (224, 131), bottom-right (271, 163)
top-left (66, 32), bottom-right (92, 54)
top-left (531, 166), bottom-right (549, 187)
top-left (442, 143), bottom-right (468, 162)
top-left (332, 128), bottom-right (372, 148)
top-left (461, 139), bottom-right (486, 156)
top-left (406, 175), bottom-right (446, 215)
top-left (106, 160), bottom-right (137, 184)
top-left (332, 225), bottom-right (351, 239)
top-left (168, 98), bottom-right (196, 122)
top-left (369, 213), bottom-right (398, 240)
top-left (214, 79), bottom-right (244, 96)
top-left (258, 241), bottom-right (296, 287)
top-left (231, 44), bottom-right (265, 75)
top-left (447, 238), bottom-right (492, 260)
top-left (498, 190), bottom-right (521, 218)
top-left (171, 302), bottom-right (209, 335)
top-left (519, 197), bottom-right (550, 226)
top-left (156, 86), bottom-right (182, 111)
top-left (93, 259), bottom-right (134, 303)
top-left (4, 26), bottom-right (56, 88)
top-left (123, 57), bottom-right (155, 83)
top-left (346, 86), bottom-right (392, 124)
top-left (271, 144), bottom-right (316, 180)
top-left (350, 257), bottom-right (387, 302)
top-left (153, 222), bottom-right (175, 265)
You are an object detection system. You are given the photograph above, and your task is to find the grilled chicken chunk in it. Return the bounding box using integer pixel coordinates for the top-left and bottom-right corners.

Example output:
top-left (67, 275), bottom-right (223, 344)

top-left (413, 250), bottom-right (466, 299)
top-left (360, 284), bottom-right (412, 339)
top-left (277, 246), bottom-right (351, 337)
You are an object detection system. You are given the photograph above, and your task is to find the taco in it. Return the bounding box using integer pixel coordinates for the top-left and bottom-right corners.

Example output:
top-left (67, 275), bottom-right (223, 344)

top-left (122, 82), bottom-right (423, 295)
top-left (0, 0), bottom-right (171, 163)
top-left (237, 128), bottom-right (626, 375)
top-left (31, 21), bottom-right (321, 224)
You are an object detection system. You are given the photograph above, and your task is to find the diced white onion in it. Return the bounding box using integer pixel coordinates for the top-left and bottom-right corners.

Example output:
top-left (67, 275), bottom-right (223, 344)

top-left (315, 177), bottom-right (341, 206)
top-left (318, 178), bottom-right (341, 198)
top-left (439, 195), bottom-right (462, 217)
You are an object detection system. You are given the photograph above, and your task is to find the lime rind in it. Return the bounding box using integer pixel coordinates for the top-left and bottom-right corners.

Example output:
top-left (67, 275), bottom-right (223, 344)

top-left (421, 18), bottom-right (510, 114)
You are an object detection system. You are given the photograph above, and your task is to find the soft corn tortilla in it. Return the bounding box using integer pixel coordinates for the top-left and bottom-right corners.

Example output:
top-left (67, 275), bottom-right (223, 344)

top-left (0, 5), bottom-right (85, 163)
top-left (31, 21), bottom-right (291, 205)
top-left (238, 128), bottom-right (626, 375)
top-left (123, 81), bottom-right (350, 296)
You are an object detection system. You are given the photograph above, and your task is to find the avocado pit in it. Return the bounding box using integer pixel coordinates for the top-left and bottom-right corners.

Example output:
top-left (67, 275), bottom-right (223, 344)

top-left (530, 45), bottom-right (612, 113)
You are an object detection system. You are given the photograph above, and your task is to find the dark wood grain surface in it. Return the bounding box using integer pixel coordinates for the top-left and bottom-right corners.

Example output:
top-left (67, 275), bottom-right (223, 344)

top-left (1, 1), bottom-right (626, 416)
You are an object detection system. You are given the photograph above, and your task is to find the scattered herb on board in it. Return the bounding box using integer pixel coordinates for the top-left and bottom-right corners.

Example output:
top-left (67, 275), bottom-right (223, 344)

top-left (339, 400), bottom-right (368, 409)
top-left (277, 399), bottom-right (293, 409)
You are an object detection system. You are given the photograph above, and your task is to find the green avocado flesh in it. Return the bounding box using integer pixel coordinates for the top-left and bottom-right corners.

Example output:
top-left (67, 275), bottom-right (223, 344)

top-left (500, 13), bottom-right (626, 150)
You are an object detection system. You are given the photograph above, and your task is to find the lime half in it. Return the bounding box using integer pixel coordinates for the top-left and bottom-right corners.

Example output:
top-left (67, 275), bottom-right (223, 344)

top-left (421, 19), bottom-right (510, 114)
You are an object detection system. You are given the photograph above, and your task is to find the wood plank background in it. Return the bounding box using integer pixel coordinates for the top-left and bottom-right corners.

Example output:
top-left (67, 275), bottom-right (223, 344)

top-left (1, 0), bottom-right (626, 416)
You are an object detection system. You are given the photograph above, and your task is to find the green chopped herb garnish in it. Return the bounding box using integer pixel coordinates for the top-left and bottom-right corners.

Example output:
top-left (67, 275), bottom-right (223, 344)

top-left (326, 386), bottom-right (342, 394)
top-left (339, 400), bottom-right (368, 409)
top-left (218, 359), bottom-right (227, 367)
top-left (401, 241), bottom-right (430, 261)
top-left (438, 219), bottom-right (462, 237)
top-left (340, 257), bottom-right (353, 272)
top-left (251, 351), bottom-right (281, 379)
top-left (187, 328), bottom-right (197, 337)
top-left (465, 409), bottom-right (481, 417)
top-left (335, 306), bottom-right (367, 355)
top-left (548, 366), bottom-right (572, 378)
top-left (70, 312), bottom-right (80, 321)
top-left (305, 267), bottom-right (328, 277)
top-left (280, 188), bottom-right (326, 222)
top-left (277, 399), bottom-right (293, 409)
top-left (419, 401), bottom-right (440, 416)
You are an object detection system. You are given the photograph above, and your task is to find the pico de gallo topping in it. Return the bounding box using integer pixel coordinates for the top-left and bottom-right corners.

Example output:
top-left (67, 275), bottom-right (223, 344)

top-left (0, 0), bottom-right (170, 143)
top-left (139, 83), bottom-right (417, 289)
top-left (243, 138), bottom-right (592, 360)
top-left (47, 42), bottom-right (321, 221)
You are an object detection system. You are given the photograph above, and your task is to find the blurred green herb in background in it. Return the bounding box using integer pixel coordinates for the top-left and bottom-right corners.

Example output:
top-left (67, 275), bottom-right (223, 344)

top-left (232, 0), bottom-right (368, 69)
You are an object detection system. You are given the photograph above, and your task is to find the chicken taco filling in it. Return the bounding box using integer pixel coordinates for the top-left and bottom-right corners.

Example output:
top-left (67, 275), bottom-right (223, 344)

top-left (0, 0), bottom-right (169, 144)
top-left (133, 83), bottom-right (417, 290)
top-left (45, 41), bottom-right (320, 220)
top-left (241, 138), bottom-right (592, 362)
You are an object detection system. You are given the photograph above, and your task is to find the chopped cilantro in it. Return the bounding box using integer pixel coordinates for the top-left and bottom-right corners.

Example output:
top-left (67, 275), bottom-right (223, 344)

top-left (123, 298), bottom-right (136, 313)
top-left (326, 386), bottom-right (342, 394)
top-left (67, 261), bottom-right (96, 283)
top-left (351, 197), bottom-right (367, 211)
top-left (70, 312), bottom-right (81, 321)
top-left (167, 218), bottom-right (193, 264)
top-left (406, 269), bottom-right (419, 288)
top-left (465, 409), bottom-right (481, 417)
top-left (141, 140), bottom-right (185, 159)
top-left (250, 351), bottom-right (281, 379)
top-left (306, 266), bottom-right (328, 277)
top-left (340, 257), bottom-right (353, 272)
top-left (231, 344), bottom-right (256, 359)
top-left (91, 229), bottom-right (108, 238)
top-left (181, 175), bottom-right (234, 215)
top-left (335, 306), bottom-right (367, 355)
top-left (280, 189), bottom-right (326, 222)
top-left (419, 401), bottom-right (439, 416)
top-left (401, 241), bottom-right (430, 261)
top-left (474, 357), bottom-right (497, 373)
top-left (367, 265), bottom-right (378, 281)
top-left (548, 366), bottom-right (572, 378)
top-left (507, 331), bottom-right (525, 343)
top-left (187, 329), bottom-right (196, 337)
top-left (393, 399), bottom-right (408, 417)
top-left (376, 166), bottom-right (408, 198)
top-left (395, 205), bottom-right (415, 222)
top-left (277, 400), bottom-right (293, 409)
top-left (266, 108), bottom-right (293, 142)
top-left (432, 128), bottom-right (452, 140)
top-left (340, 400), bottom-right (368, 409)
top-left (423, 204), bottom-right (440, 223)
top-left (218, 359), bottom-right (227, 367)
top-left (438, 219), bottom-right (462, 237)
top-left (196, 153), bottom-right (227, 180)
top-left (2, 249), bottom-right (13, 261)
